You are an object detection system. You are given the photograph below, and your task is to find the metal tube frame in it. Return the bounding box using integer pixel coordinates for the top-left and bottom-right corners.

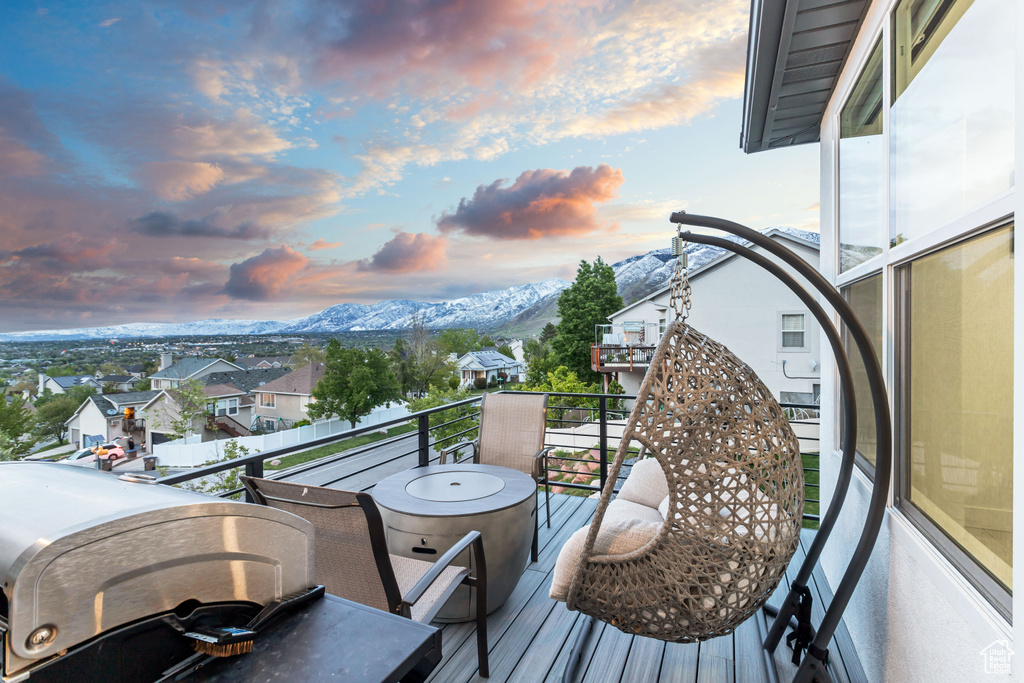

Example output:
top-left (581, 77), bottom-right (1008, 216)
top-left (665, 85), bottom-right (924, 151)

top-left (671, 213), bottom-right (892, 683)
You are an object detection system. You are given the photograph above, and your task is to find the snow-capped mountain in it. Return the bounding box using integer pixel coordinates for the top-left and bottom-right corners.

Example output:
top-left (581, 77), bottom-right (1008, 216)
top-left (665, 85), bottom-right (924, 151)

top-left (0, 229), bottom-right (818, 341)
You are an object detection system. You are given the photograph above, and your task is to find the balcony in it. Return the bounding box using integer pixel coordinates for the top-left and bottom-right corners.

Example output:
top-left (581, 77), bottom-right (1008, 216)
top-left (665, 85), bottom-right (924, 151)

top-left (591, 323), bottom-right (659, 374)
top-left (159, 392), bottom-right (859, 682)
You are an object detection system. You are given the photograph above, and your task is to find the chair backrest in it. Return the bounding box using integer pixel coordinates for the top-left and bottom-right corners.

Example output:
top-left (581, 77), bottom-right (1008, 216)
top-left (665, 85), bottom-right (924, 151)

top-left (241, 476), bottom-right (401, 614)
top-left (477, 392), bottom-right (548, 476)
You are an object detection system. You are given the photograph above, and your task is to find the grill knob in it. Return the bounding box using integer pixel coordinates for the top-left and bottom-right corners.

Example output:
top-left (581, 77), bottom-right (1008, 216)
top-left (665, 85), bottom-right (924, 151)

top-left (27, 625), bottom-right (57, 650)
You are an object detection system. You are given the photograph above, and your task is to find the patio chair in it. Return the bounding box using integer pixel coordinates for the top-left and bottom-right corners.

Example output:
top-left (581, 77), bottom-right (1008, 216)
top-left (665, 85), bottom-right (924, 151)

top-left (440, 391), bottom-right (552, 562)
top-left (241, 476), bottom-right (490, 678)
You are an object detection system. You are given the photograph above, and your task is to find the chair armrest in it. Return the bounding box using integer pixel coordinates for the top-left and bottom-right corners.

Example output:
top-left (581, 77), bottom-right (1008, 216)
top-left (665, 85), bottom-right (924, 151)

top-left (533, 446), bottom-right (554, 481)
top-left (402, 530), bottom-right (485, 608)
top-left (440, 440), bottom-right (476, 465)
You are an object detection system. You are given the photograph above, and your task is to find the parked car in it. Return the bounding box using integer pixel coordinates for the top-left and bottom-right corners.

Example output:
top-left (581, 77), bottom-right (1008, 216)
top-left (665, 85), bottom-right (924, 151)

top-left (60, 442), bottom-right (126, 467)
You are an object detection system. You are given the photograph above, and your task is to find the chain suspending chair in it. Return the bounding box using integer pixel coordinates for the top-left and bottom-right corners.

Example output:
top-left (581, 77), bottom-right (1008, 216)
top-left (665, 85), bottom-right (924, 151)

top-left (554, 213), bottom-right (892, 683)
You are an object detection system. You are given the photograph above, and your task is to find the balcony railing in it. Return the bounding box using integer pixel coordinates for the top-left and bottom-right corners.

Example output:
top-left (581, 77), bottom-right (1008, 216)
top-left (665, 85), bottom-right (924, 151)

top-left (160, 392), bottom-right (820, 527)
top-left (590, 344), bottom-right (656, 372)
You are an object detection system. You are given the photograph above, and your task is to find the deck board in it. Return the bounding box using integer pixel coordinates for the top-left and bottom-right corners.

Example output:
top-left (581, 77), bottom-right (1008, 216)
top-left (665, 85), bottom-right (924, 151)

top-left (298, 487), bottom-right (865, 683)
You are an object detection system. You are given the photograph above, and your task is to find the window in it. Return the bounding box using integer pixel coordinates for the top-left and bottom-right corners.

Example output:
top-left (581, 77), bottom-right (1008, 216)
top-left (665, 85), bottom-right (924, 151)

top-left (841, 273), bottom-right (884, 470)
top-left (780, 313), bottom-right (807, 350)
top-left (259, 393), bottom-right (276, 408)
top-left (890, 0), bottom-right (1014, 245)
top-left (839, 40), bottom-right (885, 272)
top-left (215, 398), bottom-right (239, 417)
top-left (228, 398), bottom-right (238, 416)
top-left (896, 224), bottom-right (1013, 612)
top-left (659, 318), bottom-right (667, 336)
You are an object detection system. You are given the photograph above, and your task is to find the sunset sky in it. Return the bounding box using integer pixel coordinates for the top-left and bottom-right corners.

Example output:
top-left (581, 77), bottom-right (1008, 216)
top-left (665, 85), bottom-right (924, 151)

top-left (0, 0), bottom-right (819, 333)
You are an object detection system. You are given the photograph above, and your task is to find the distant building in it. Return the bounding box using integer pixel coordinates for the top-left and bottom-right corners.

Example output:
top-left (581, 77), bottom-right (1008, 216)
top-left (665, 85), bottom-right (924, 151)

top-left (38, 374), bottom-right (101, 395)
top-left (251, 362), bottom-right (327, 432)
top-left (148, 355), bottom-right (243, 390)
top-left (457, 351), bottom-right (523, 389)
top-left (65, 390), bottom-right (161, 449)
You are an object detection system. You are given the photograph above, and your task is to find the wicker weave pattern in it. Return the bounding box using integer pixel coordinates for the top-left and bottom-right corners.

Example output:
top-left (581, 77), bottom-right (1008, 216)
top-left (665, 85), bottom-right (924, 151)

top-left (477, 392), bottom-right (548, 478)
top-left (565, 321), bottom-right (803, 642)
top-left (245, 478), bottom-right (393, 612)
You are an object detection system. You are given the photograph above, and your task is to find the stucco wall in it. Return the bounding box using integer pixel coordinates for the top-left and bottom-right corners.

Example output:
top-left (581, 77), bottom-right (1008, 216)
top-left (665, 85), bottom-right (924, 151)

top-left (254, 392), bottom-right (308, 426)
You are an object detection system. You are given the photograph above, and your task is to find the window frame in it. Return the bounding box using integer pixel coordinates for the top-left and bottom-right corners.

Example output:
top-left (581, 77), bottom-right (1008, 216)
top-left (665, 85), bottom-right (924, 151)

top-left (259, 393), bottom-right (276, 409)
top-left (778, 311), bottom-right (809, 351)
top-left (892, 220), bottom-right (1014, 622)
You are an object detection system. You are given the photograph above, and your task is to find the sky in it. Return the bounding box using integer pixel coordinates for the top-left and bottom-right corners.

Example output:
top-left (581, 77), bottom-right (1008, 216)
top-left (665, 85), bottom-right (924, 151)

top-left (0, 0), bottom-right (819, 333)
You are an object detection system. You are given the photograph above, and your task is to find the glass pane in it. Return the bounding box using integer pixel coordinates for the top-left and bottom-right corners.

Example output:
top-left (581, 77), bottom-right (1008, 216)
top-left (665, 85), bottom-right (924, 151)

top-left (782, 331), bottom-right (804, 348)
top-left (841, 274), bottom-right (884, 467)
top-left (890, 0), bottom-right (1015, 245)
top-left (904, 225), bottom-right (1014, 589)
top-left (782, 314), bottom-right (804, 331)
top-left (839, 41), bottom-right (885, 272)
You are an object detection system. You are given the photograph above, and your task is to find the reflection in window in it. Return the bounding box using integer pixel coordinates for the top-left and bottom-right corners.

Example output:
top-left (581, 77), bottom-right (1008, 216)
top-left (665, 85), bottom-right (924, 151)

top-left (841, 274), bottom-right (883, 468)
top-left (890, 0), bottom-right (1014, 245)
top-left (839, 41), bottom-right (885, 272)
top-left (781, 314), bottom-right (806, 349)
top-left (901, 224), bottom-right (1014, 590)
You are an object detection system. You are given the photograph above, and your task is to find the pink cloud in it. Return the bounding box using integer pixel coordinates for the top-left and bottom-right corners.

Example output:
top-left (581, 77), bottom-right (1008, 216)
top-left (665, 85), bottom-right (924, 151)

top-left (310, 238), bottom-right (342, 250)
top-left (139, 161), bottom-right (225, 201)
top-left (358, 232), bottom-right (448, 273)
top-left (436, 164), bottom-right (624, 240)
top-left (221, 246), bottom-right (309, 300)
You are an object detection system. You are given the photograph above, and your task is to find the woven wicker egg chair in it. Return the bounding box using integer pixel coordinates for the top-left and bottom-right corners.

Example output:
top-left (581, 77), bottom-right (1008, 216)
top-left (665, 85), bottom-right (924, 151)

top-left (563, 319), bottom-right (804, 643)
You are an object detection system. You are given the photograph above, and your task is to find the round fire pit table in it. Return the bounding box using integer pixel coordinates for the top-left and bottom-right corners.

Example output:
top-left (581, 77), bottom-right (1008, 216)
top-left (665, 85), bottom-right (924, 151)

top-left (372, 464), bottom-right (537, 623)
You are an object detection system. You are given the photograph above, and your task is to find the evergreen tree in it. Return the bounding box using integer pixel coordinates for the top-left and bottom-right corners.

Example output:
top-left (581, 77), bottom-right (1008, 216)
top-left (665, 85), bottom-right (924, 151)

top-left (34, 396), bottom-right (79, 446)
top-left (539, 322), bottom-right (557, 344)
top-left (551, 258), bottom-right (623, 383)
top-left (0, 395), bottom-right (35, 457)
top-left (308, 340), bottom-right (399, 427)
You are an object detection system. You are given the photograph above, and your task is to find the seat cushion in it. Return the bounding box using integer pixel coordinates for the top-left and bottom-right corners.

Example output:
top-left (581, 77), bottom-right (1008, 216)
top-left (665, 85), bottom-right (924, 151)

top-left (391, 554), bottom-right (468, 622)
top-left (615, 457), bottom-right (668, 509)
top-left (549, 499), bottom-right (663, 602)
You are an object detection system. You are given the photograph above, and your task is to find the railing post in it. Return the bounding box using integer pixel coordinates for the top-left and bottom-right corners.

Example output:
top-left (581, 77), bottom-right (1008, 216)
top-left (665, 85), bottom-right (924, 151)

top-left (598, 396), bottom-right (608, 491)
top-left (418, 413), bottom-right (430, 467)
top-left (243, 459), bottom-right (263, 502)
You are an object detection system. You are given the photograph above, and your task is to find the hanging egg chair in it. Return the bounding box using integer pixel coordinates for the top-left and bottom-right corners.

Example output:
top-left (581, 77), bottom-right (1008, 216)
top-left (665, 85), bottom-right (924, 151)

top-left (556, 244), bottom-right (804, 643)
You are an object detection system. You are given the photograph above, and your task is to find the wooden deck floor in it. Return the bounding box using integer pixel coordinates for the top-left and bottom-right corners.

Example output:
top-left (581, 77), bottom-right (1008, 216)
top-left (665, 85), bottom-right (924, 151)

top-left (420, 494), bottom-right (867, 683)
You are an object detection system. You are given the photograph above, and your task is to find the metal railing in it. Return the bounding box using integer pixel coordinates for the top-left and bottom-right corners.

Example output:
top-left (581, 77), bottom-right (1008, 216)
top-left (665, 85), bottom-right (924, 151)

top-left (590, 345), bottom-right (657, 372)
top-left (159, 392), bottom-right (821, 524)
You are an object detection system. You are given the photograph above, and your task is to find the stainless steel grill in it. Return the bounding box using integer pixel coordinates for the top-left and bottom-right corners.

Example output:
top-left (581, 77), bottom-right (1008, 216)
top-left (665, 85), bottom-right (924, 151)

top-left (0, 462), bottom-right (316, 681)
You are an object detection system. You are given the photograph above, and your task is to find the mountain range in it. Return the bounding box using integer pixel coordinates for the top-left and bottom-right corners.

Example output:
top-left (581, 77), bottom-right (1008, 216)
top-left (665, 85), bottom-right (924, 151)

top-left (0, 228), bottom-right (818, 341)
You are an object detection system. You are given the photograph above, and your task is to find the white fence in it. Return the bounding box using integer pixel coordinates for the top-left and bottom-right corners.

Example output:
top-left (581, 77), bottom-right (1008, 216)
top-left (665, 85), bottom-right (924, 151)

top-left (154, 403), bottom-right (411, 468)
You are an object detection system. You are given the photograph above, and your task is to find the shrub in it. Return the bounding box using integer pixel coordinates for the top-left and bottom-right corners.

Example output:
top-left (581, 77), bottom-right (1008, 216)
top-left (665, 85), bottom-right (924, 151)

top-left (473, 377), bottom-right (488, 390)
top-left (487, 376), bottom-right (498, 388)
top-left (291, 419), bottom-right (312, 428)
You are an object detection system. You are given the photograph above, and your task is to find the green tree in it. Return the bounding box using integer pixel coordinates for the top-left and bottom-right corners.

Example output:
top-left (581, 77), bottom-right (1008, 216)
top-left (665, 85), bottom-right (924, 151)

top-left (389, 337), bottom-right (416, 397)
top-left (437, 328), bottom-right (480, 357)
top-left (408, 387), bottom-right (478, 455)
top-left (523, 338), bottom-right (558, 386)
top-left (478, 334), bottom-right (495, 349)
top-left (162, 378), bottom-right (211, 440)
top-left (134, 377), bottom-right (152, 391)
top-left (407, 314), bottom-right (452, 398)
top-left (308, 340), bottom-right (399, 427)
top-left (496, 343), bottom-right (514, 360)
top-left (551, 258), bottom-right (623, 383)
top-left (539, 322), bottom-right (557, 345)
top-left (98, 362), bottom-right (125, 376)
top-left (34, 396), bottom-right (80, 445)
top-left (289, 343), bottom-right (326, 368)
top-left (0, 395), bottom-right (36, 458)
top-left (176, 441), bottom-right (251, 498)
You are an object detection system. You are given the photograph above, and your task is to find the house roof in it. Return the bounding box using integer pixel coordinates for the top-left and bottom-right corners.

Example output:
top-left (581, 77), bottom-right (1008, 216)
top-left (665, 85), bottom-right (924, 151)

top-left (149, 357), bottom-right (242, 380)
top-left (252, 362), bottom-right (325, 396)
top-left (98, 374), bottom-right (138, 384)
top-left (236, 356), bottom-right (291, 368)
top-left (203, 383), bottom-right (245, 398)
top-left (741, 0), bottom-right (870, 153)
top-left (457, 351), bottom-right (519, 371)
top-left (49, 375), bottom-right (98, 389)
top-left (105, 390), bottom-right (161, 407)
top-left (202, 368), bottom-right (292, 394)
top-left (610, 228), bottom-right (821, 319)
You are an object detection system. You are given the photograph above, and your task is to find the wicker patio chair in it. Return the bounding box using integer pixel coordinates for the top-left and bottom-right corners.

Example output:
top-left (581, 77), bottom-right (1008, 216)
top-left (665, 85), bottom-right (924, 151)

top-left (241, 476), bottom-right (489, 677)
top-left (555, 320), bottom-right (804, 643)
top-left (440, 391), bottom-right (552, 562)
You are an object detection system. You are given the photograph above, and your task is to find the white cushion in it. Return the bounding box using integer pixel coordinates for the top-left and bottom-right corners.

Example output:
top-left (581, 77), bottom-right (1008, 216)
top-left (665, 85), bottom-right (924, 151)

top-left (615, 457), bottom-right (668, 509)
top-left (605, 498), bottom-right (664, 526)
top-left (549, 505), bottom-right (662, 602)
top-left (657, 494), bottom-right (669, 520)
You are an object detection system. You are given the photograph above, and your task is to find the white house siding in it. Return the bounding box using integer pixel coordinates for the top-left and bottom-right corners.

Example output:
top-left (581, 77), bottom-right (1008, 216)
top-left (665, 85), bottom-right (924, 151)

top-left (150, 359), bottom-right (241, 390)
top-left (610, 237), bottom-right (822, 404)
top-left (66, 401), bottom-right (109, 447)
top-left (814, 0), bottom-right (1020, 679)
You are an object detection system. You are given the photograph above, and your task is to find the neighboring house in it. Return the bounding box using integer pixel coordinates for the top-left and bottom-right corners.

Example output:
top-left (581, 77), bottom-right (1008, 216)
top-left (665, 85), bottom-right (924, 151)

top-left (236, 356), bottom-right (291, 369)
top-left (65, 390), bottom-right (160, 449)
top-left (148, 355), bottom-right (243, 390)
top-left (143, 368), bottom-right (291, 445)
top-left (251, 362), bottom-right (327, 432)
top-left (593, 229), bottom-right (821, 403)
top-left (507, 339), bottom-right (526, 366)
top-left (124, 364), bottom-right (146, 378)
top-left (37, 374), bottom-right (101, 395)
top-left (97, 374), bottom-right (142, 392)
top-left (743, 0), bottom-right (1017, 679)
top-left (457, 351), bottom-right (523, 389)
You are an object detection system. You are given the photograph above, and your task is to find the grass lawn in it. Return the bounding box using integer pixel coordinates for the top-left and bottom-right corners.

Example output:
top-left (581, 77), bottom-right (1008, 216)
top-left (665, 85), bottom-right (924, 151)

top-left (263, 422), bottom-right (418, 471)
top-left (802, 452), bottom-right (820, 529)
